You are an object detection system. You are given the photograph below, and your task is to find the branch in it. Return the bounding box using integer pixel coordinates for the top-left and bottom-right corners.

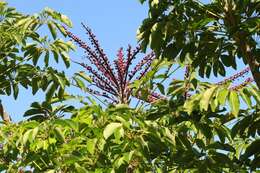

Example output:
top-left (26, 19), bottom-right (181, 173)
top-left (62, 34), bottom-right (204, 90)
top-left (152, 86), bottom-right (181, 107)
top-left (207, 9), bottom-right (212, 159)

top-left (0, 100), bottom-right (11, 124)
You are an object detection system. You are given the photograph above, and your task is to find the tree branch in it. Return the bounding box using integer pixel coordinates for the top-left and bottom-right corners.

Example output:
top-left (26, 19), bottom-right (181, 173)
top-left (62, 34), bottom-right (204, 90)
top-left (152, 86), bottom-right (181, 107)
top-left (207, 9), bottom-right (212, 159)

top-left (234, 32), bottom-right (260, 90)
top-left (0, 100), bottom-right (11, 124)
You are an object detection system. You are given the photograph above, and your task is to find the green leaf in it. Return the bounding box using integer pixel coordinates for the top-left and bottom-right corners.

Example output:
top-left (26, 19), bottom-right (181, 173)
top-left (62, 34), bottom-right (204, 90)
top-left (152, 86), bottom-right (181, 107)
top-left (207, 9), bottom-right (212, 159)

top-left (217, 88), bottom-right (229, 105)
top-left (57, 86), bottom-right (65, 99)
top-left (32, 77), bottom-right (39, 95)
top-left (74, 77), bottom-right (86, 90)
top-left (54, 127), bottom-right (65, 143)
top-left (139, 0), bottom-right (146, 4)
top-left (221, 55), bottom-right (234, 67)
top-left (184, 94), bottom-right (201, 114)
top-left (114, 127), bottom-right (124, 141)
top-left (46, 83), bottom-right (58, 101)
top-left (247, 85), bottom-right (260, 103)
top-left (103, 122), bottom-right (122, 139)
top-left (229, 91), bottom-right (240, 117)
top-left (87, 138), bottom-right (97, 155)
top-left (22, 121), bottom-right (40, 128)
top-left (197, 123), bottom-right (213, 139)
top-left (206, 142), bottom-right (235, 152)
top-left (210, 152), bottom-right (232, 167)
top-left (75, 163), bottom-right (87, 173)
top-left (23, 129), bottom-right (32, 145)
top-left (40, 76), bottom-right (49, 91)
top-left (54, 22), bottom-right (67, 37)
top-left (240, 88), bottom-right (252, 108)
top-left (215, 126), bottom-right (228, 143)
top-left (63, 154), bottom-right (82, 164)
top-left (44, 51), bottom-right (50, 66)
top-left (195, 139), bottom-right (205, 149)
top-left (200, 86), bottom-right (217, 111)
top-left (152, 0), bottom-right (159, 5)
top-left (31, 127), bottom-right (39, 142)
top-left (251, 156), bottom-right (260, 170)
top-left (53, 119), bottom-right (78, 131)
top-left (12, 83), bottom-right (19, 99)
top-left (24, 109), bottom-right (41, 117)
top-left (61, 51), bottom-right (70, 68)
top-left (32, 49), bottom-right (42, 66)
top-left (192, 18), bottom-right (214, 29)
top-left (75, 72), bottom-right (92, 83)
top-left (5, 83), bottom-right (11, 96)
top-left (149, 23), bottom-right (163, 53)
top-left (47, 22), bottom-right (57, 39)
top-left (114, 104), bottom-right (130, 111)
top-left (60, 14), bottom-right (73, 27)
top-left (162, 43), bottom-right (180, 60)
top-left (231, 116), bottom-right (251, 138)
top-left (52, 49), bottom-right (59, 63)
top-left (242, 139), bottom-right (260, 159)
top-left (52, 73), bottom-right (65, 89)
top-left (157, 83), bottom-right (165, 95)
top-left (210, 96), bottom-right (218, 112)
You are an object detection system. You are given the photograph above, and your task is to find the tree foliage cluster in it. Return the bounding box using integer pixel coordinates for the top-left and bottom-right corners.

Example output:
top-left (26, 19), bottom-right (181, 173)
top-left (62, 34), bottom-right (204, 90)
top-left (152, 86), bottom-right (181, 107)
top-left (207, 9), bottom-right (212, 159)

top-left (0, 1), bottom-right (260, 172)
top-left (138, 0), bottom-right (260, 87)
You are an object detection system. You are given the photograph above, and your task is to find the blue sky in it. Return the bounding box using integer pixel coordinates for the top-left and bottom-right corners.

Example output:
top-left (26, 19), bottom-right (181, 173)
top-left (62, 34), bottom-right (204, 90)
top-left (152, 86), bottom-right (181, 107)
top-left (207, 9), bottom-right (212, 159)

top-left (3, 0), bottom-right (149, 121)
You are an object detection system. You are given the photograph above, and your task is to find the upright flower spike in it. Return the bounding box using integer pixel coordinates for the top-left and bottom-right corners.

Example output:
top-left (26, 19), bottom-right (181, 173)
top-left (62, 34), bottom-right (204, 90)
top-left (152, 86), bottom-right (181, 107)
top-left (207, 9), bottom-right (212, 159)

top-left (65, 24), bottom-right (163, 104)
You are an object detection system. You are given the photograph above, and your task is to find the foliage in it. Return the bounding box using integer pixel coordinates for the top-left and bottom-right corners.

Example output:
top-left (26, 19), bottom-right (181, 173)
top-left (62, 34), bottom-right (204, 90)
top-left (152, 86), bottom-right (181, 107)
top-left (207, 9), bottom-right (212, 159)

top-left (23, 100), bottom-right (75, 121)
top-left (1, 56), bottom-right (260, 172)
top-left (0, 1), bottom-right (74, 104)
top-left (137, 0), bottom-right (260, 88)
top-left (0, 91), bottom-right (259, 172)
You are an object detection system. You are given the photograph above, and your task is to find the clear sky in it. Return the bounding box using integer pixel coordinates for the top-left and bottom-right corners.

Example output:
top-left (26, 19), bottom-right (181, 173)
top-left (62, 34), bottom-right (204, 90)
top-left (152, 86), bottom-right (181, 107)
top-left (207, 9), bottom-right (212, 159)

top-left (3, 0), bottom-right (149, 121)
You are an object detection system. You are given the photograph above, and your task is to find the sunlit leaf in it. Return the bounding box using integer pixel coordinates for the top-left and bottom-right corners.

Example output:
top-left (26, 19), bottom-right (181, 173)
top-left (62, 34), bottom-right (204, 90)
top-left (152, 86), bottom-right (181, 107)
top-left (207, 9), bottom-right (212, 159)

top-left (103, 122), bottom-right (122, 139)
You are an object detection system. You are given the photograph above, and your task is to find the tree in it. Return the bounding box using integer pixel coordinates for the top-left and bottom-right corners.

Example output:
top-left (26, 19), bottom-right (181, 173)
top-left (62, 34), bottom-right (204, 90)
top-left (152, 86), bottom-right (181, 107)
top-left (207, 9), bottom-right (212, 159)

top-left (1, 57), bottom-right (260, 172)
top-left (1, 1), bottom-right (260, 172)
top-left (0, 1), bottom-right (74, 122)
top-left (137, 0), bottom-right (260, 89)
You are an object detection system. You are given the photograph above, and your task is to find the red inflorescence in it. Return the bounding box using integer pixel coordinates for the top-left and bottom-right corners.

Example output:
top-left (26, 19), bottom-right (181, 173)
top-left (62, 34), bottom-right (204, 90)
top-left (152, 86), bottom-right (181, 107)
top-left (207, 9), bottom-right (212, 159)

top-left (229, 77), bottom-right (254, 91)
top-left (216, 67), bottom-right (251, 85)
top-left (64, 24), bottom-right (164, 104)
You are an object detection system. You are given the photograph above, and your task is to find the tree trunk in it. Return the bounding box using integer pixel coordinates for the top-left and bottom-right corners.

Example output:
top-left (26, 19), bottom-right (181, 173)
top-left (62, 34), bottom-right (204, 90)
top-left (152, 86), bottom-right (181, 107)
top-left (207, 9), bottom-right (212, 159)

top-left (2, 111), bottom-right (11, 123)
top-left (235, 33), bottom-right (260, 90)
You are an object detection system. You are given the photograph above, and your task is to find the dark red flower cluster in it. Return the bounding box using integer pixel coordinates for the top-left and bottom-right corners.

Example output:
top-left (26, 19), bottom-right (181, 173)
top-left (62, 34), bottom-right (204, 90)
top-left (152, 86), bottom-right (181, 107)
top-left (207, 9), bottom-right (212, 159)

top-left (148, 91), bottom-right (167, 103)
top-left (182, 66), bottom-right (254, 99)
top-left (129, 52), bottom-right (155, 80)
top-left (229, 77), bottom-right (254, 91)
top-left (216, 67), bottom-right (250, 85)
top-left (65, 24), bottom-right (163, 104)
top-left (184, 65), bottom-right (191, 99)
top-left (136, 90), bottom-right (166, 103)
top-left (215, 66), bottom-right (255, 90)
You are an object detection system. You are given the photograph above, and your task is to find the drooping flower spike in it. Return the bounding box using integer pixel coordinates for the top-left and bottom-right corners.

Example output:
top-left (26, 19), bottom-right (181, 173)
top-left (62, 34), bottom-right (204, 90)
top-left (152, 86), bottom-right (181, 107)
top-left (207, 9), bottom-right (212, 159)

top-left (216, 67), bottom-right (251, 85)
top-left (229, 77), bottom-right (254, 91)
top-left (182, 65), bottom-right (254, 99)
